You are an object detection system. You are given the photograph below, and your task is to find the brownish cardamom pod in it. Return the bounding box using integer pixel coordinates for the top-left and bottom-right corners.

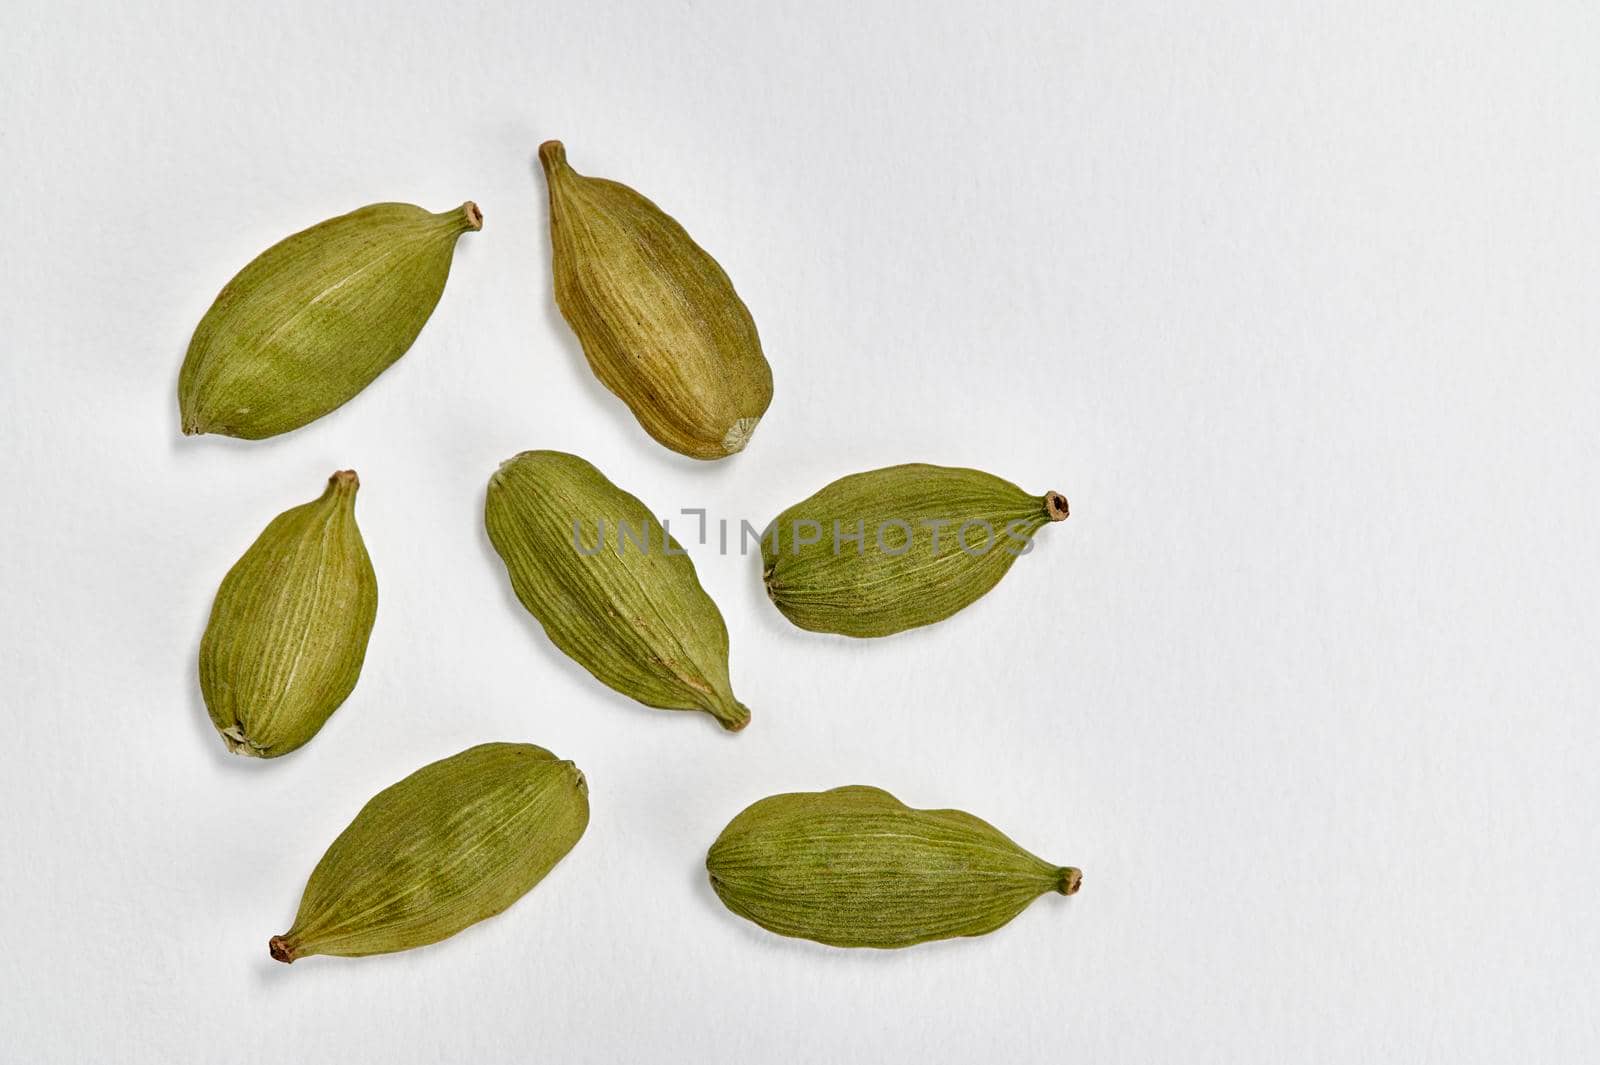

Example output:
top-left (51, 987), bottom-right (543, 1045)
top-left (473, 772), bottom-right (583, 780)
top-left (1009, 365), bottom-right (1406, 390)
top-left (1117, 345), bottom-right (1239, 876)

top-left (539, 141), bottom-right (773, 459)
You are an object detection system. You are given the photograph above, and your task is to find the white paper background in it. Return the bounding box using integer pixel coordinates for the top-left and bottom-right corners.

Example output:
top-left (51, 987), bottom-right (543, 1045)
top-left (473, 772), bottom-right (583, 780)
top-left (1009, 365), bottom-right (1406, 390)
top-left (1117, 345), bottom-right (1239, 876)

top-left (2, 1), bottom-right (1596, 1061)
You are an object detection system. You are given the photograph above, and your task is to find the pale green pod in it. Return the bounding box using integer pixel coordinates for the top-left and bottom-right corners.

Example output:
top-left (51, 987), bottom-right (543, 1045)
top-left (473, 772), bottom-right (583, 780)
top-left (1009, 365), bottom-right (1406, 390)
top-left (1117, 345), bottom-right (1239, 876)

top-left (539, 141), bottom-right (773, 460)
top-left (179, 200), bottom-right (481, 439)
top-left (485, 449), bottom-right (750, 730)
top-left (199, 470), bottom-right (376, 757)
top-left (270, 743), bottom-right (589, 963)
top-left (762, 463), bottom-right (1070, 637)
top-left (707, 785), bottom-right (1080, 949)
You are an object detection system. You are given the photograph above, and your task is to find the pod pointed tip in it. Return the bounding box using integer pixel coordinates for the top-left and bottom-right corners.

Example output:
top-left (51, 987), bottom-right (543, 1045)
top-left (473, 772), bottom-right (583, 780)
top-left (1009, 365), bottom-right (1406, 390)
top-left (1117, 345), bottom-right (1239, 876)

top-left (268, 935), bottom-right (297, 964)
top-left (1044, 491), bottom-right (1069, 522)
top-left (714, 701), bottom-right (752, 732)
top-left (461, 201), bottom-right (483, 231)
top-left (538, 140), bottom-right (568, 173)
top-left (1057, 867), bottom-right (1083, 896)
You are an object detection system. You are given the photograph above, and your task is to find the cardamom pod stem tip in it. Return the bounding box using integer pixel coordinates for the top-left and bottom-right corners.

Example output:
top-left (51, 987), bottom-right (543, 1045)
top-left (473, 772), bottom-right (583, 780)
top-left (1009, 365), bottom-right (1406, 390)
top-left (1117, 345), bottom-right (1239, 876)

top-left (458, 201), bottom-right (483, 232)
top-left (1057, 867), bottom-right (1083, 895)
top-left (709, 699), bottom-right (751, 732)
top-left (268, 935), bottom-right (297, 964)
top-left (327, 469), bottom-right (360, 495)
top-left (538, 140), bottom-right (567, 172)
top-left (1045, 491), bottom-right (1070, 522)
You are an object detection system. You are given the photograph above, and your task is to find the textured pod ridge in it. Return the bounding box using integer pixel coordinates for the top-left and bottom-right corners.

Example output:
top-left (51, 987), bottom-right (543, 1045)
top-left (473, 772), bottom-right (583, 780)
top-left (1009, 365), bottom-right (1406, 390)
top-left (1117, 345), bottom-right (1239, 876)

top-left (485, 450), bottom-right (750, 730)
top-left (762, 463), bottom-right (1070, 637)
top-left (539, 140), bottom-right (773, 460)
top-left (271, 743), bottom-right (589, 963)
top-left (198, 469), bottom-right (377, 758)
top-left (179, 200), bottom-right (480, 439)
top-left (706, 785), bottom-right (1079, 949)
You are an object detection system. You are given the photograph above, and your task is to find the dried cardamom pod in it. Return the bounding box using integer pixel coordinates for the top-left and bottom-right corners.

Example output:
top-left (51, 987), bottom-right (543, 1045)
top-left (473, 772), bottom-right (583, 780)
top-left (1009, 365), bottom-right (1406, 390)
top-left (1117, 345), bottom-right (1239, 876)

top-left (179, 200), bottom-right (481, 439)
top-left (706, 785), bottom-right (1080, 949)
top-left (539, 141), bottom-right (773, 460)
top-left (270, 743), bottom-right (588, 963)
top-left (762, 463), bottom-right (1070, 637)
top-left (485, 449), bottom-right (750, 730)
top-left (199, 470), bottom-right (376, 757)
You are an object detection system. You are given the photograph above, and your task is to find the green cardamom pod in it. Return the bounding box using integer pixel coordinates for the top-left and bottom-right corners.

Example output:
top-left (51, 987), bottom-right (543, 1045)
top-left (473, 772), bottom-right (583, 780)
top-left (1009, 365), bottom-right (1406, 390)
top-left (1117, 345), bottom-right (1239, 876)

top-left (539, 141), bottom-right (773, 460)
top-left (706, 785), bottom-right (1080, 949)
top-left (485, 449), bottom-right (750, 730)
top-left (179, 200), bottom-right (481, 439)
top-left (199, 470), bottom-right (376, 757)
top-left (762, 463), bottom-right (1070, 637)
top-left (270, 743), bottom-right (588, 963)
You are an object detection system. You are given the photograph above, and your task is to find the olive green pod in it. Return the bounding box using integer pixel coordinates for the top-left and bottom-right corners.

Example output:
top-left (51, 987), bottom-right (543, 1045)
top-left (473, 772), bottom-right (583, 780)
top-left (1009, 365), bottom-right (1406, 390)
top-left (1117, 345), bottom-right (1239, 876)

top-left (179, 200), bottom-right (481, 439)
top-left (539, 141), bottom-right (773, 460)
top-left (706, 785), bottom-right (1080, 949)
top-left (199, 470), bottom-right (376, 757)
top-left (485, 449), bottom-right (750, 730)
top-left (270, 743), bottom-right (588, 963)
top-left (762, 463), bottom-right (1070, 638)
